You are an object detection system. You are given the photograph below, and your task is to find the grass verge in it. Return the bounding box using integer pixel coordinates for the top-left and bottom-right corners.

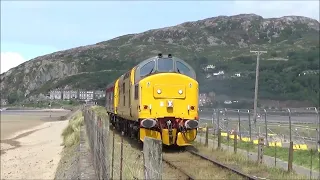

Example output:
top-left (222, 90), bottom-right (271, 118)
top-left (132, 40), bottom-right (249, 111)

top-left (207, 134), bottom-right (320, 171)
top-left (61, 111), bottom-right (84, 147)
top-left (193, 142), bottom-right (309, 179)
top-left (54, 110), bottom-right (84, 180)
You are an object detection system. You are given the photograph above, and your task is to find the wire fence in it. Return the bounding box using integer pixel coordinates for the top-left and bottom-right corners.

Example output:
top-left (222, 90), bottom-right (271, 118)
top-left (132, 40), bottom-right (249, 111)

top-left (82, 106), bottom-right (162, 180)
top-left (197, 107), bottom-right (320, 179)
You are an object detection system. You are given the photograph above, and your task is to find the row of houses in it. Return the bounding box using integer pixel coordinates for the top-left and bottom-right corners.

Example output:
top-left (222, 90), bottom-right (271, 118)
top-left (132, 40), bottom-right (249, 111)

top-left (49, 89), bottom-right (105, 100)
top-left (199, 93), bottom-right (213, 107)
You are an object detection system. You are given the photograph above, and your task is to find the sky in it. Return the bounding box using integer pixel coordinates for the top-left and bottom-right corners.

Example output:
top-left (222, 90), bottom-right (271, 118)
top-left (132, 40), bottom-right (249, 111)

top-left (1, 0), bottom-right (319, 74)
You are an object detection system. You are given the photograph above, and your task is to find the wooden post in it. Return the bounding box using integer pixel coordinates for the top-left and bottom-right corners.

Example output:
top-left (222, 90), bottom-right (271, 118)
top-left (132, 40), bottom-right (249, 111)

top-left (217, 128), bottom-right (221, 149)
top-left (205, 125), bottom-right (209, 147)
top-left (111, 129), bottom-right (115, 180)
top-left (120, 132), bottom-right (124, 180)
top-left (103, 115), bottom-right (110, 180)
top-left (234, 132), bottom-right (237, 154)
top-left (257, 137), bottom-right (264, 164)
top-left (288, 141), bottom-right (293, 172)
top-left (143, 137), bottom-right (162, 180)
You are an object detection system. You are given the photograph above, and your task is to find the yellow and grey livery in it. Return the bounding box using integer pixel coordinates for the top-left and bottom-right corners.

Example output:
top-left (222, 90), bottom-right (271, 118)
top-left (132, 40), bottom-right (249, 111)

top-left (105, 53), bottom-right (199, 146)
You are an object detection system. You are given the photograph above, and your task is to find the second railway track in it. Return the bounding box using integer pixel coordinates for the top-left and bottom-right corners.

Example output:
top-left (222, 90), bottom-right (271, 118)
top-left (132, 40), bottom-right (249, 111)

top-left (162, 149), bottom-right (258, 180)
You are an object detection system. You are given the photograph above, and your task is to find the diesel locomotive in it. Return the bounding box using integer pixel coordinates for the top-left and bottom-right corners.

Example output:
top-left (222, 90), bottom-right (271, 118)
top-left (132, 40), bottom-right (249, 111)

top-left (105, 54), bottom-right (199, 146)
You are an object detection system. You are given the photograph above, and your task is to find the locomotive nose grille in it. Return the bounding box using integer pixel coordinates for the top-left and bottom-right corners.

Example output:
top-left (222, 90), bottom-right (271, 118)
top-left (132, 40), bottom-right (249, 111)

top-left (153, 84), bottom-right (186, 99)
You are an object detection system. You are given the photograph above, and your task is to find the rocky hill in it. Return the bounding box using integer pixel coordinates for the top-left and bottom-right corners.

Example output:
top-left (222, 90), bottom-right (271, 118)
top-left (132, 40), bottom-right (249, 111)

top-left (1, 14), bottom-right (319, 105)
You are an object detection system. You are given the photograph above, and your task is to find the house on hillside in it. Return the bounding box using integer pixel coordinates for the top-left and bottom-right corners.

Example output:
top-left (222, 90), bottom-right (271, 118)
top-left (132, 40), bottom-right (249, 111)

top-left (63, 90), bottom-right (71, 100)
top-left (213, 70), bottom-right (224, 76)
top-left (79, 90), bottom-right (87, 100)
top-left (94, 90), bottom-right (105, 99)
top-left (86, 91), bottom-right (94, 100)
top-left (49, 89), bottom-right (62, 100)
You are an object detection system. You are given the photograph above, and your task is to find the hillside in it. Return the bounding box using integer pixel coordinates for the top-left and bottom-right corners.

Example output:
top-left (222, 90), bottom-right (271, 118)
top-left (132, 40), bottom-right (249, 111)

top-left (1, 14), bottom-right (319, 105)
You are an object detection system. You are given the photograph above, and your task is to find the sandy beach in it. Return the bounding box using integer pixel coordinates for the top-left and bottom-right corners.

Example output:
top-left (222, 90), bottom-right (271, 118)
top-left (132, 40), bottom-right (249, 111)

top-left (0, 111), bottom-right (70, 179)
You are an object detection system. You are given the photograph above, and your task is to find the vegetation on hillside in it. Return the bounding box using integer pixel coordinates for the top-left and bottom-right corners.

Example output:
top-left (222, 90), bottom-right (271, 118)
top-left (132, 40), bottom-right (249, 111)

top-left (198, 47), bottom-right (319, 106)
top-left (1, 14), bottom-right (319, 106)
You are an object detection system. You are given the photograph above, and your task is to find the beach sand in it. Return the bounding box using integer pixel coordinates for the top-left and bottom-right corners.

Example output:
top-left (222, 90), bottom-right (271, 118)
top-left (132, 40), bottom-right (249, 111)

top-left (0, 111), bottom-right (70, 179)
top-left (1, 111), bottom-right (69, 140)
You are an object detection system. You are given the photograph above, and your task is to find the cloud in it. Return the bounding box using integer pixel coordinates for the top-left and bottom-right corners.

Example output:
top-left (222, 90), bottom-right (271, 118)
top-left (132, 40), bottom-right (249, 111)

top-left (1, 52), bottom-right (27, 74)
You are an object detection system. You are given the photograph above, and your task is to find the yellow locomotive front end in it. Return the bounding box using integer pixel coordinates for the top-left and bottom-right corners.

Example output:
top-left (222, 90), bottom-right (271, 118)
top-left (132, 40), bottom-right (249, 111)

top-left (135, 54), bottom-right (199, 146)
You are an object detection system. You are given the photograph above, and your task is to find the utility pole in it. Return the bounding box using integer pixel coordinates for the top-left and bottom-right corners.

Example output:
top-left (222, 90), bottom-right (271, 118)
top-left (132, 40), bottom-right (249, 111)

top-left (250, 50), bottom-right (267, 126)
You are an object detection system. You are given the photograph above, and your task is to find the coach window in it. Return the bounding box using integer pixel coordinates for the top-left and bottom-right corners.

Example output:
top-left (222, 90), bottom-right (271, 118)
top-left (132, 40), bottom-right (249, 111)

top-left (140, 60), bottom-right (155, 78)
top-left (158, 58), bottom-right (174, 72)
top-left (176, 61), bottom-right (194, 78)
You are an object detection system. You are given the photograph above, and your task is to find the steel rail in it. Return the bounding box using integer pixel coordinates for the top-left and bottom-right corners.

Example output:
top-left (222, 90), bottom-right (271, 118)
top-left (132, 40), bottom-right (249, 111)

top-left (162, 157), bottom-right (196, 180)
top-left (187, 150), bottom-right (259, 180)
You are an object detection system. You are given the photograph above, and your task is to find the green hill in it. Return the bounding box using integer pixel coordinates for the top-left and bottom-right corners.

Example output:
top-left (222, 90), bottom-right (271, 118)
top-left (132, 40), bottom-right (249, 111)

top-left (1, 14), bottom-right (319, 106)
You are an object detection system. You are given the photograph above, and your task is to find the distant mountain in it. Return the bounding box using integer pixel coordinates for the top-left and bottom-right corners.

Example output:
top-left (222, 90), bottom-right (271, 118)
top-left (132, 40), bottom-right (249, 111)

top-left (1, 14), bottom-right (319, 105)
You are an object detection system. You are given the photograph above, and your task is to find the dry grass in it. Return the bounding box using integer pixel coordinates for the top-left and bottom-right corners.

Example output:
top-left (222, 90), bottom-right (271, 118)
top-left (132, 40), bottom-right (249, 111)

top-left (109, 131), bottom-right (145, 179)
top-left (90, 106), bottom-right (108, 120)
top-left (89, 106), bottom-right (145, 179)
top-left (61, 111), bottom-right (84, 147)
top-left (193, 142), bottom-right (309, 180)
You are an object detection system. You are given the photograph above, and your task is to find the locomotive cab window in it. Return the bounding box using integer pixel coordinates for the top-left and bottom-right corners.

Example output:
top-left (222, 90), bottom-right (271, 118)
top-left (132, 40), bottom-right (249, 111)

top-left (157, 58), bottom-right (174, 72)
top-left (176, 61), bottom-right (195, 79)
top-left (140, 60), bottom-right (155, 78)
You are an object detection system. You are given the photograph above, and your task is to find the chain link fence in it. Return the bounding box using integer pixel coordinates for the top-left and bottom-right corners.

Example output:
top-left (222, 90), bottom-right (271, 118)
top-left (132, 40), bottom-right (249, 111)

top-left (82, 106), bottom-right (162, 180)
top-left (198, 107), bottom-right (320, 179)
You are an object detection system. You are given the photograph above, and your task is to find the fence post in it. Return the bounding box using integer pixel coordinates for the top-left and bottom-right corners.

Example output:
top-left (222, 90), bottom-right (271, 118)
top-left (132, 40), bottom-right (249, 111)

top-left (315, 107), bottom-right (320, 180)
top-left (257, 136), bottom-right (264, 164)
top-left (120, 131), bottom-right (124, 180)
top-left (205, 124), bottom-right (209, 147)
top-left (264, 109), bottom-right (268, 147)
top-left (98, 117), bottom-right (102, 179)
top-left (111, 128), bottom-right (115, 180)
top-left (103, 115), bottom-right (110, 180)
top-left (287, 108), bottom-right (293, 172)
top-left (274, 143), bottom-right (277, 167)
top-left (212, 109), bottom-right (215, 135)
top-left (234, 131), bottom-right (237, 154)
top-left (93, 113), bottom-right (97, 176)
top-left (248, 110), bottom-right (252, 142)
top-left (310, 149), bottom-right (313, 179)
top-left (217, 109), bottom-right (220, 136)
top-left (238, 109), bottom-right (241, 140)
top-left (217, 128), bottom-right (221, 149)
top-left (143, 137), bottom-right (162, 180)
top-left (225, 108), bottom-right (230, 147)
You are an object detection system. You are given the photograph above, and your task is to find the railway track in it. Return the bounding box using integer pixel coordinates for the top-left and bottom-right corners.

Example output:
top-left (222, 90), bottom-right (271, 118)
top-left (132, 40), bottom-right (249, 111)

top-left (163, 157), bottom-right (196, 180)
top-left (187, 149), bottom-right (259, 180)
top-left (162, 149), bottom-right (258, 180)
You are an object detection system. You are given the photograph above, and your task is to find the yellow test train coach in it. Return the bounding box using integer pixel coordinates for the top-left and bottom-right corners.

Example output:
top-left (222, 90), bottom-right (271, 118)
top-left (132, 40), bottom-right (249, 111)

top-left (105, 53), bottom-right (199, 146)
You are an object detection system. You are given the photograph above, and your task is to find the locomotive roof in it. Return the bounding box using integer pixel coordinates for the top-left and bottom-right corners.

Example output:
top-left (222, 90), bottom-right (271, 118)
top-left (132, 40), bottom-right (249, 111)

top-left (135, 55), bottom-right (189, 69)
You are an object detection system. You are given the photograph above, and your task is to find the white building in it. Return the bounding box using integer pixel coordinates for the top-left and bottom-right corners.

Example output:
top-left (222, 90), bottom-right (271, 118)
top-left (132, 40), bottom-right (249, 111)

top-left (213, 70), bottom-right (224, 76)
top-left (86, 91), bottom-right (94, 100)
top-left (79, 90), bottom-right (87, 100)
top-left (94, 90), bottom-right (105, 99)
top-left (50, 90), bottom-right (62, 100)
top-left (63, 90), bottom-right (71, 100)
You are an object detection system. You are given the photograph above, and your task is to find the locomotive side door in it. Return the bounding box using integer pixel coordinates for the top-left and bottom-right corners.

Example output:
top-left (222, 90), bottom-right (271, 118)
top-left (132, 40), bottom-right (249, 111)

top-left (129, 78), bottom-right (132, 117)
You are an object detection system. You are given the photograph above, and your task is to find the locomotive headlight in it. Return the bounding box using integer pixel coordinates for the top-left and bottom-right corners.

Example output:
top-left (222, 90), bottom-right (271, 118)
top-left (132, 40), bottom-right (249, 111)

top-left (178, 90), bottom-right (183, 94)
top-left (157, 89), bottom-right (162, 94)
